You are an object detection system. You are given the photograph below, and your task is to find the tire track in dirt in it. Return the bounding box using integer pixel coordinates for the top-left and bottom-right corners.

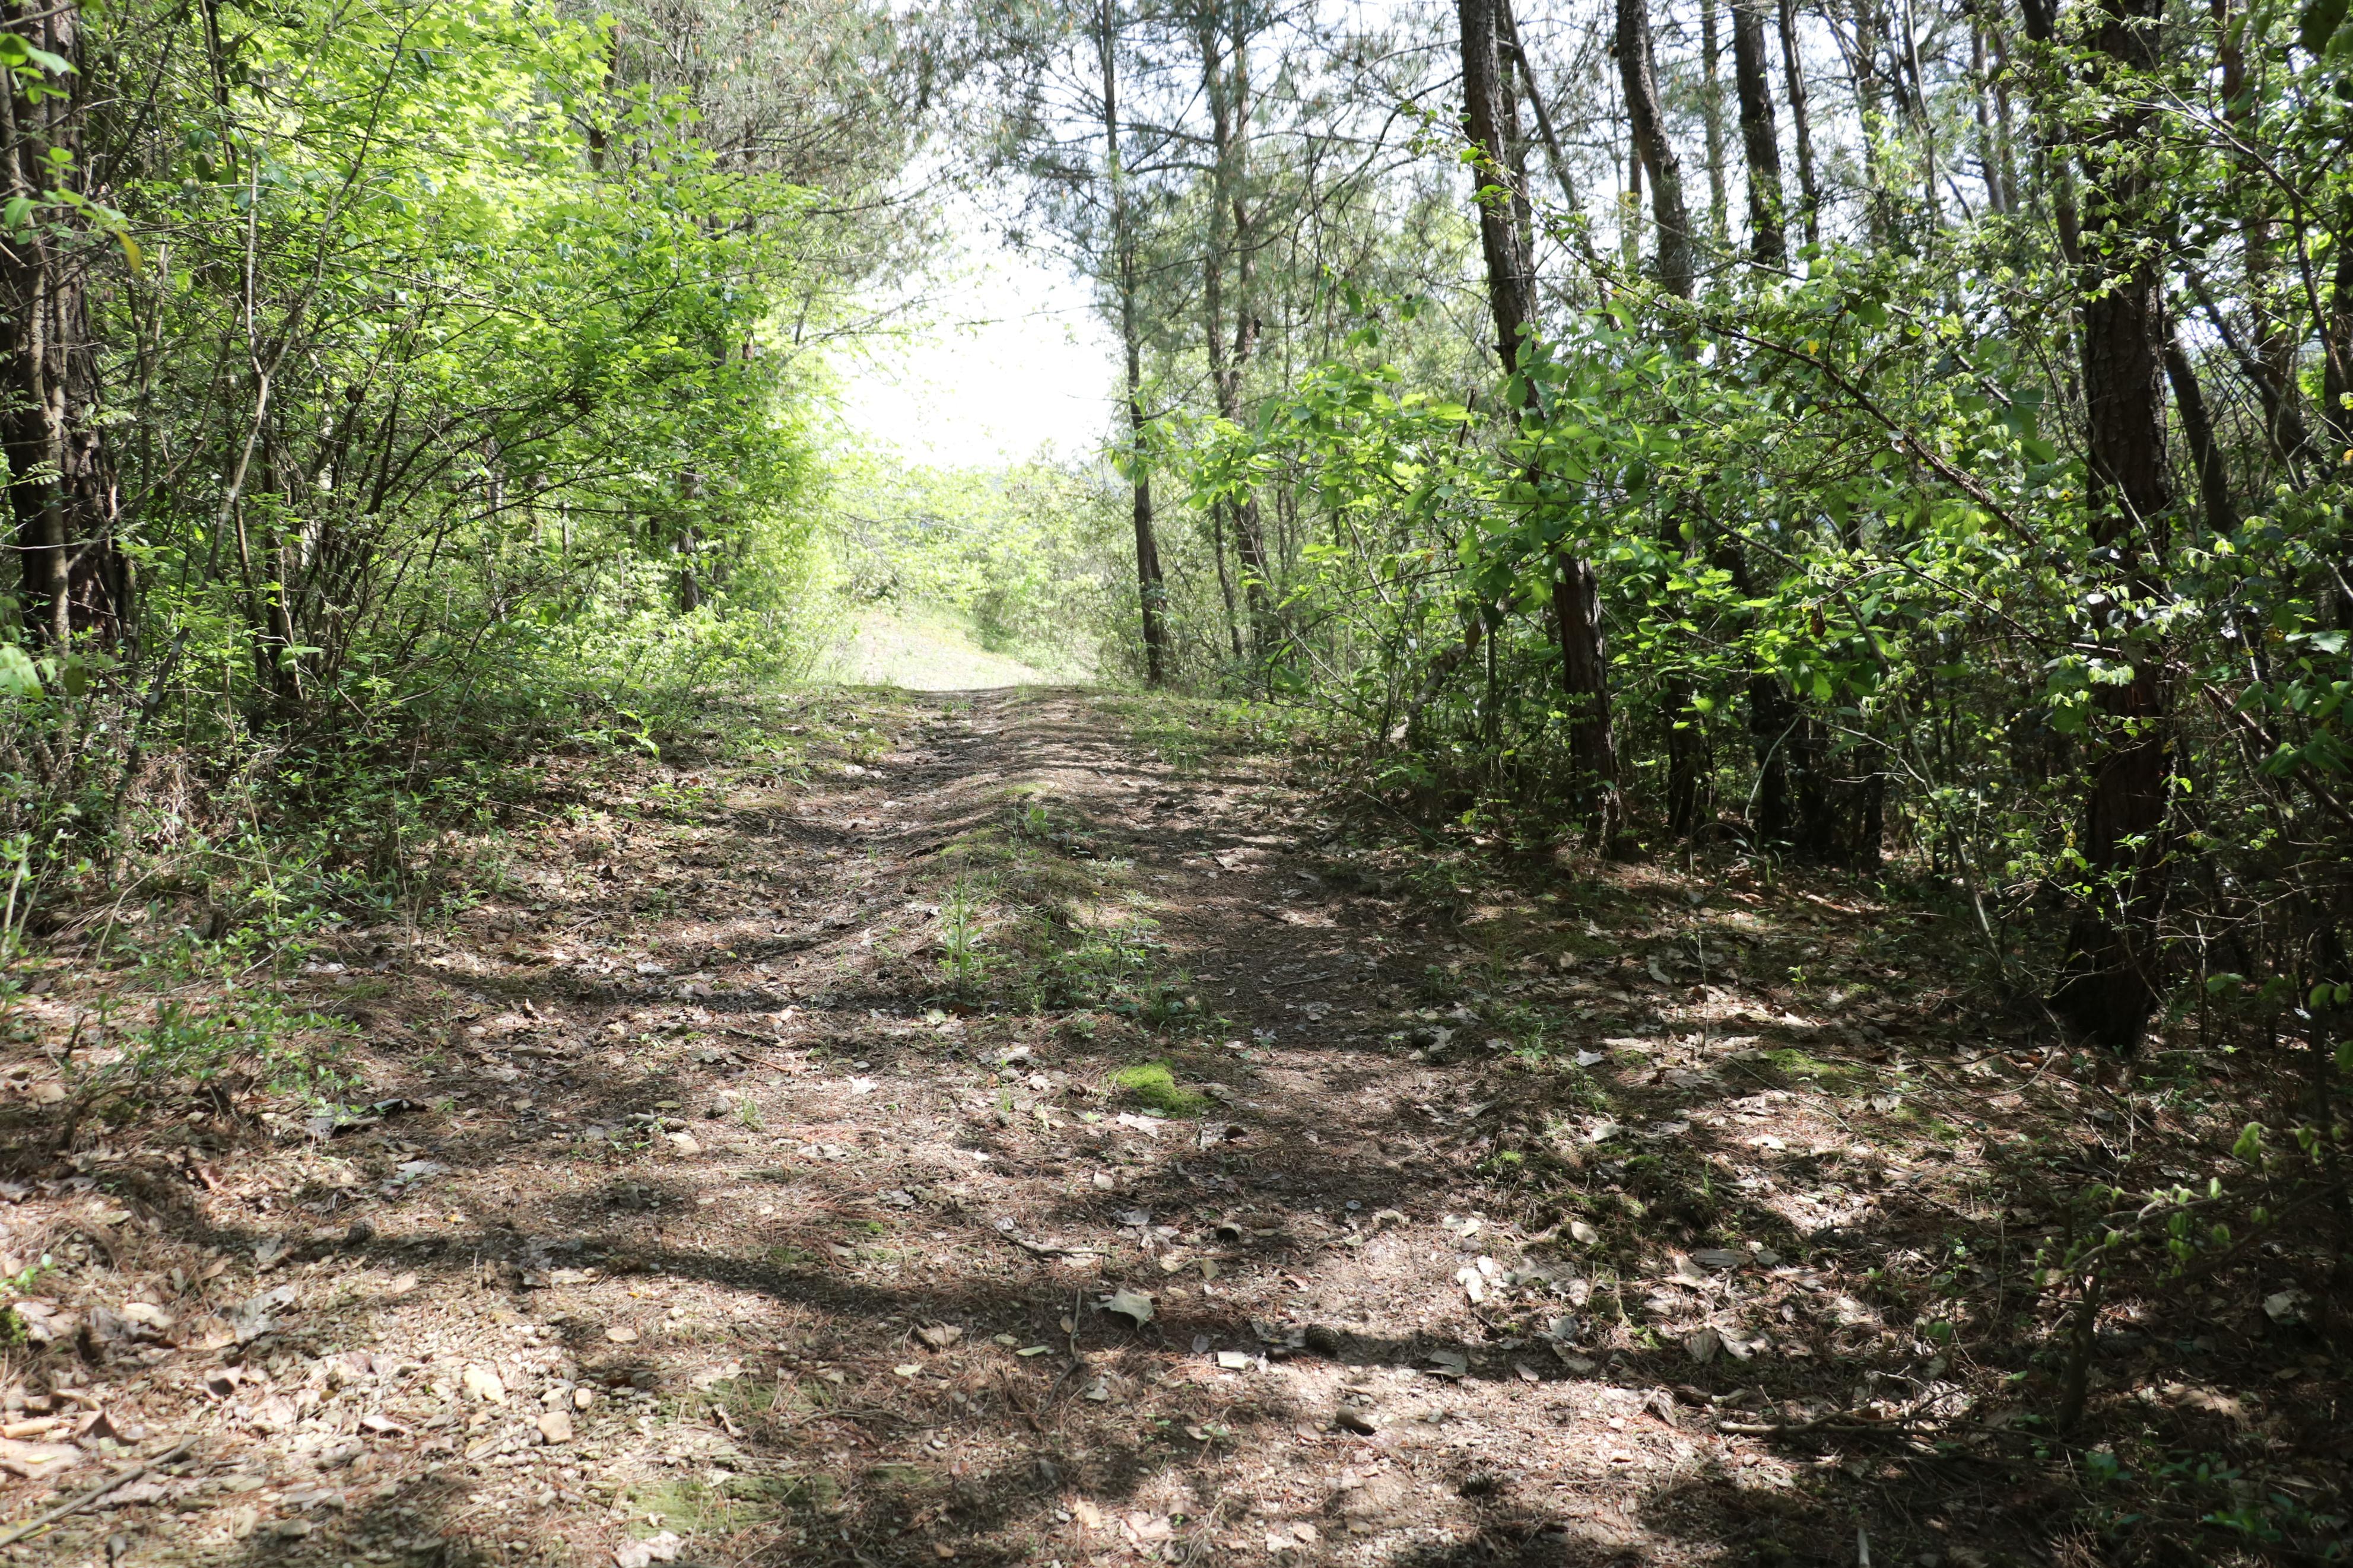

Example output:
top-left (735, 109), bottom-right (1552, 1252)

top-left (11, 687), bottom-right (2040, 1568)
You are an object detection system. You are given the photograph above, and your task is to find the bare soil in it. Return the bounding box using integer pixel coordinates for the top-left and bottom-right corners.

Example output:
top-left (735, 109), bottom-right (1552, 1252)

top-left (0, 689), bottom-right (2342, 1567)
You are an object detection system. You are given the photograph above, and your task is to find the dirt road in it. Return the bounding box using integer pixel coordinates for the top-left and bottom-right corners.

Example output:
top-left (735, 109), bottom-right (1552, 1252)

top-left (4, 689), bottom-right (2152, 1566)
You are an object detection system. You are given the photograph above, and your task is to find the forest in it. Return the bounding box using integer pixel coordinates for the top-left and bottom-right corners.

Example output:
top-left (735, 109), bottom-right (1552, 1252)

top-left (0, 0), bottom-right (2349, 1560)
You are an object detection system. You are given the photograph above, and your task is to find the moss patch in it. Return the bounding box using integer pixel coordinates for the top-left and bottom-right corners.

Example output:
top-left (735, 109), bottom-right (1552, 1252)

top-left (1106, 1060), bottom-right (1210, 1117)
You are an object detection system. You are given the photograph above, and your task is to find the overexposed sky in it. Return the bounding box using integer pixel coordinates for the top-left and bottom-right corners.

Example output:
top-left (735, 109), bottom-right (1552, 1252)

top-left (832, 201), bottom-right (1118, 468)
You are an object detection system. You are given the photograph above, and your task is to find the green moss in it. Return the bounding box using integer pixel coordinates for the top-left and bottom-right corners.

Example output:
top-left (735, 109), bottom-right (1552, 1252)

top-left (1759, 1047), bottom-right (1865, 1094)
top-left (1106, 1060), bottom-right (1210, 1117)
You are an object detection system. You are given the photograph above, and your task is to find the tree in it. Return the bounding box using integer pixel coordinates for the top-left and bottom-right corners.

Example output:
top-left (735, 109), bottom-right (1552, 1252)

top-left (2, 0), bottom-right (128, 648)
top-left (2049, 0), bottom-right (2177, 1049)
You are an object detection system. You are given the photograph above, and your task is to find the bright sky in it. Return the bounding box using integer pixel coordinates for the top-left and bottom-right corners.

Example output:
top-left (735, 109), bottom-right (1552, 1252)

top-left (831, 202), bottom-right (1119, 469)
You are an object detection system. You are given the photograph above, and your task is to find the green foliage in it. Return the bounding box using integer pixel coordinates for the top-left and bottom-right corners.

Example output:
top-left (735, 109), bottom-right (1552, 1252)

top-left (822, 453), bottom-right (1125, 675)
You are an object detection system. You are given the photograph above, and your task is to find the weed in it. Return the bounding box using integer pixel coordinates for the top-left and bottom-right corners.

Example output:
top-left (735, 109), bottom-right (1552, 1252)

top-left (940, 876), bottom-right (988, 989)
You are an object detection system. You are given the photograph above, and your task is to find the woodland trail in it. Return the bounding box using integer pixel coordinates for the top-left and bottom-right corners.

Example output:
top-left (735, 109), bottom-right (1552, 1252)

top-left (3, 688), bottom-right (2279, 1568)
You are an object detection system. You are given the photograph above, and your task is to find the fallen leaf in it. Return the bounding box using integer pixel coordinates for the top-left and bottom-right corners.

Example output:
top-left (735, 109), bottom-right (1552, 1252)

top-left (1568, 1220), bottom-right (1601, 1246)
top-left (914, 1322), bottom-right (963, 1350)
top-left (1685, 1328), bottom-right (1722, 1365)
top-left (1099, 1288), bottom-right (1155, 1326)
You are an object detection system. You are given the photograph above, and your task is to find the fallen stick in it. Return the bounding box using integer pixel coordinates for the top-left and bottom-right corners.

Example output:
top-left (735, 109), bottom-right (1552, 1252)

top-left (0, 1436), bottom-right (196, 1548)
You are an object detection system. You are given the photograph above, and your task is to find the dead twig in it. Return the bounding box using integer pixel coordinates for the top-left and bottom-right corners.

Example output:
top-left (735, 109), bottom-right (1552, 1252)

top-left (0, 1436), bottom-right (196, 1548)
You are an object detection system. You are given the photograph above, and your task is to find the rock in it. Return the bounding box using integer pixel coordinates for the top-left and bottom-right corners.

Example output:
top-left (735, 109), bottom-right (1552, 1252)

top-left (462, 1365), bottom-right (506, 1403)
top-left (0, 1437), bottom-right (82, 1480)
top-left (1333, 1407), bottom-right (1380, 1435)
top-left (573, 1386), bottom-right (595, 1410)
top-left (614, 1531), bottom-right (684, 1567)
top-left (666, 1132), bottom-right (701, 1157)
top-left (605, 1325), bottom-right (639, 1344)
top-left (536, 1410), bottom-right (573, 1445)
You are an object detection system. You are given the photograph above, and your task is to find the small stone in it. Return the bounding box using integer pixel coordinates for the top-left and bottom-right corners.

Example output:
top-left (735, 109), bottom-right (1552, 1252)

top-left (605, 1325), bottom-right (639, 1344)
top-left (666, 1132), bottom-right (701, 1156)
top-left (535, 1410), bottom-right (573, 1445)
top-left (573, 1386), bottom-right (595, 1410)
top-left (461, 1365), bottom-right (506, 1403)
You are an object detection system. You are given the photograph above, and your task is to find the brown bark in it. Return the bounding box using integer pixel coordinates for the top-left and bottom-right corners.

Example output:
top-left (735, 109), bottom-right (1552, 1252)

top-left (1200, 4), bottom-right (1268, 651)
top-left (2, 0), bottom-right (128, 649)
top-left (1098, 0), bottom-right (1167, 683)
top-left (1777, 0), bottom-right (1821, 246)
top-left (1617, 0), bottom-right (1694, 300)
top-left (1701, 0), bottom-right (1730, 252)
top-left (1730, 0), bottom-right (1786, 264)
top-left (2052, 0), bottom-right (2174, 1050)
top-left (1462, 0), bottom-right (1618, 837)
top-left (2165, 340), bottom-right (2235, 536)
top-left (1552, 556), bottom-right (1621, 837)
top-left (2322, 203), bottom-right (2353, 455)
top-left (1459, 0), bottom-right (1535, 377)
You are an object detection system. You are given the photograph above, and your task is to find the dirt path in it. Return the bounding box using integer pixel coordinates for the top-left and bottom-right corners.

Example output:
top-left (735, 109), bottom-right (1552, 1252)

top-left (9, 688), bottom-right (2301, 1568)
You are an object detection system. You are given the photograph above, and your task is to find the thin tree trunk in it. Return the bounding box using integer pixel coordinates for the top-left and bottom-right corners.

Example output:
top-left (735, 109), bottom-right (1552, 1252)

top-left (1098, 0), bottom-right (1167, 683)
top-left (1701, 0), bottom-right (1730, 253)
top-left (1618, 0), bottom-right (1694, 300)
top-left (1463, 0), bottom-right (1617, 837)
top-left (1498, 0), bottom-right (1579, 209)
top-left (1, 0), bottom-right (128, 649)
top-left (1778, 0), bottom-right (1822, 246)
top-left (2165, 339), bottom-right (2235, 536)
top-left (1201, 6), bottom-right (1269, 656)
top-left (1731, 0), bottom-right (1786, 264)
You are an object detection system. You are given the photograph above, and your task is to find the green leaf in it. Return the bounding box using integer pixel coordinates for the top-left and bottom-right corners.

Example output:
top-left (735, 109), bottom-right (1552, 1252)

top-left (2301, 0), bottom-right (2348, 53)
top-left (0, 644), bottom-right (38, 698)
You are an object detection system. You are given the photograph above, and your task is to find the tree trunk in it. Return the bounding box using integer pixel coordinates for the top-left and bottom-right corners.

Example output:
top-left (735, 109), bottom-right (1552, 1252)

top-left (1617, 0), bottom-right (1694, 300)
top-left (2165, 339), bottom-right (2235, 536)
top-left (1777, 0), bottom-right (1822, 246)
top-left (1462, 0), bottom-right (1618, 837)
top-left (2322, 199), bottom-right (2353, 455)
top-left (2051, 0), bottom-right (2174, 1051)
top-left (1701, 0), bottom-right (1730, 253)
top-left (1201, 5), bottom-right (1269, 656)
top-left (1731, 0), bottom-right (1786, 264)
top-left (1552, 556), bottom-right (1621, 837)
top-left (1098, 0), bottom-right (1167, 683)
top-left (1, 0), bottom-right (128, 650)
top-left (1459, 0), bottom-right (1535, 376)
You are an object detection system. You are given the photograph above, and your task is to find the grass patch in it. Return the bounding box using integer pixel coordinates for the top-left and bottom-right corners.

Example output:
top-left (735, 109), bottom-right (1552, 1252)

top-left (1106, 1060), bottom-right (1210, 1117)
top-left (1758, 1047), bottom-right (1866, 1095)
